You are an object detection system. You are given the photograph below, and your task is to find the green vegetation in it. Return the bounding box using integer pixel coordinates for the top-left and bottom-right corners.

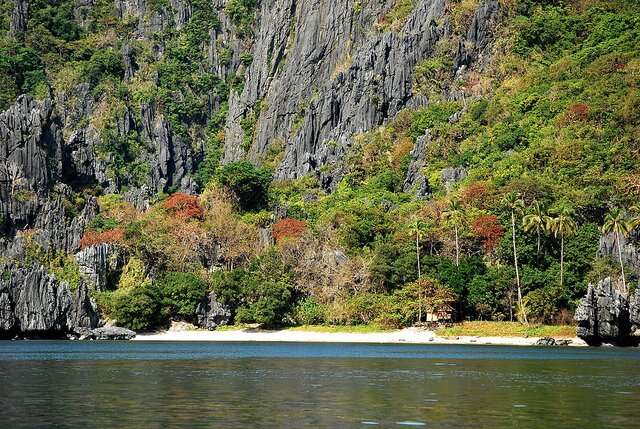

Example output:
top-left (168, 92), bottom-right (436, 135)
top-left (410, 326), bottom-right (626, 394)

top-left (225, 0), bottom-right (259, 37)
top-left (436, 321), bottom-right (577, 338)
top-left (2, 0), bottom-right (638, 334)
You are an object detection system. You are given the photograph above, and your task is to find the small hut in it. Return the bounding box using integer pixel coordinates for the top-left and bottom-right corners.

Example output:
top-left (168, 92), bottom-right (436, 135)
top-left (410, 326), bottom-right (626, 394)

top-left (425, 303), bottom-right (455, 323)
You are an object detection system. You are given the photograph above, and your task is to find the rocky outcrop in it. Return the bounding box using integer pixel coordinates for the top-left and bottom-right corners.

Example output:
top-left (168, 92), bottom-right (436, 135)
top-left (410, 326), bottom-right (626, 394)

top-left (0, 266), bottom-right (99, 338)
top-left (74, 326), bottom-right (137, 340)
top-left (441, 166), bottom-right (468, 192)
top-left (534, 337), bottom-right (572, 346)
top-left (597, 232), bottom-right (640, 278)
top-left (574, 277), bottom-right (639, 346)
top-left (196, 292), bottom-right (231, 330)
top-left (403, 130), bottom-right (432, 197)
top-left (9, 0), bottom-right (29, 39)
top-left (76, 244), bottom-right (124, 292)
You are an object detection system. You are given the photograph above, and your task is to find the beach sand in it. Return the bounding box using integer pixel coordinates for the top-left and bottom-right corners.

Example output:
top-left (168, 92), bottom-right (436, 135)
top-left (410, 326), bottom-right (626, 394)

top-left (133, 327), bottom-right (587, 346)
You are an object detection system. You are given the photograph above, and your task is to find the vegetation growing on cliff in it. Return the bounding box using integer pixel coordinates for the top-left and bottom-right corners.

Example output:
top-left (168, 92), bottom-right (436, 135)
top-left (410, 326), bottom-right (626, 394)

top-left (2, 0), bottom-right (639, 331)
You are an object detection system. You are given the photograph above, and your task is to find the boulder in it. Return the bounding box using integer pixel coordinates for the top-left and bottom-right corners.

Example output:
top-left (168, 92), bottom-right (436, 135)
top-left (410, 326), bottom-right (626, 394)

top-left (196, 292), bottom-right (231, 330)
top-left (575, 278), bottom-right (633, 346)
top-left (75, 326), bottom-right (136, 340)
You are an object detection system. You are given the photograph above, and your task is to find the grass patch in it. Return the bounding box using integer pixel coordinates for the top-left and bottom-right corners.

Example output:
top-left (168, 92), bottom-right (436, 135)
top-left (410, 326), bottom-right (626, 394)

top-left (214, 324), bottom-right (248, 331)
top-left (287, 324), bottom-right (392, 333)
top-left (435, 321), bottom-right (577, 338)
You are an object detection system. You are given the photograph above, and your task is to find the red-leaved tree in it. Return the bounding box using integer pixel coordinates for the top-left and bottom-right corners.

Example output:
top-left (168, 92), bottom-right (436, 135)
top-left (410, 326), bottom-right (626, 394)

top-left (472, 215), bottom-right (505, 256)
top-left (162, 192), bottom-right (203, 220)
top-left (272, 218), bottom-right (307, 243)
top-left (80, 229), bottom-right (125, 250)
top-left (558, 103), bottom-right (590, 126)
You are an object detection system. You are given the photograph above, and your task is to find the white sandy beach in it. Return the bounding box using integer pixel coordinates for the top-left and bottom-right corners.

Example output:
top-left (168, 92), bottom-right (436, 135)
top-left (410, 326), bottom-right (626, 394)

top-left (133, 327), bottom-right (587, 346)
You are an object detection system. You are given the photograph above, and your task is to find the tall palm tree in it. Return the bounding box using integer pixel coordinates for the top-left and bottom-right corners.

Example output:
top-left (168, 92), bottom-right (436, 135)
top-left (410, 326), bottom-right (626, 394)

top-left (409, 218), bottom-right (427, 278)
top-left (502, 191), bottom-right (527, 325)
top-left (443, 199), bottom-right (466, 266)
top-left (602, 208), bottom-right (632, 293)
top-left (523, 200), bottom-right (550, 258)
top-left (548, 204), bottom-right (577, 290)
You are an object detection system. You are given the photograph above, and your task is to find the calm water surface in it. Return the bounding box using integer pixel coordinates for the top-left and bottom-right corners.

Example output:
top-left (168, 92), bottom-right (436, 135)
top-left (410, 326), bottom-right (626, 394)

top-left (0, 341), bottom-right (639, 428)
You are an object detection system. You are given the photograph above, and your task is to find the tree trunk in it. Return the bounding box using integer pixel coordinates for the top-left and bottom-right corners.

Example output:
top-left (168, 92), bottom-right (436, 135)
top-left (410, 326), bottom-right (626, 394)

top-left (416, 231), bottom-right (421, 278)
top-left (417, 230), bottom-right (422, 323)
top-left (454, 224), bottom-right (460, 266)
top-left (560, 232), bottom-right (564, 289)
top-left (616, 232), bottom-right (627, 294)
top-left (512, 211), bottom-right (528, 325)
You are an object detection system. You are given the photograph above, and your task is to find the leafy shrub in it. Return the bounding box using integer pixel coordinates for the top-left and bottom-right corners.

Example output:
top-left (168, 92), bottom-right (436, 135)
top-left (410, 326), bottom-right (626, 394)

top-left (215, 161), bottom-right (272, 212)
top-left (83, 50), bottom-right (125, 87)
top-left (156, 272), bottom-right (208, 321)
top-left (225, 0), bottom-right (259, 36)
top-left (100, 283), bottom-right (164, 331)
top-left (292, 298), bottom-right (326, 325)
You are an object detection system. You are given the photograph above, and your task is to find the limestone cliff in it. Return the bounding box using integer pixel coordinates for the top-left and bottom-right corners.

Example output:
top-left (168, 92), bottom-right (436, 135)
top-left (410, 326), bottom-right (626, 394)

top-left (0, 0), bottom-right (501, 337)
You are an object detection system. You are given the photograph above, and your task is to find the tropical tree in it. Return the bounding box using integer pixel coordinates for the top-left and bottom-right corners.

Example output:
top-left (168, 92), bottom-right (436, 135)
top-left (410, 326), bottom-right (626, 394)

top-left (501, 191), bottom-right (527, 325)
top-left (548, 204), bottom-right (577, 290)
top-left (442, 199), bottom-right (466, 266)
top-left (523, 200), bottom-right (550, 258)
top-left (602, 208), bottom-right (632, 293)
top-left (409, 218), bottom-right (430, 278)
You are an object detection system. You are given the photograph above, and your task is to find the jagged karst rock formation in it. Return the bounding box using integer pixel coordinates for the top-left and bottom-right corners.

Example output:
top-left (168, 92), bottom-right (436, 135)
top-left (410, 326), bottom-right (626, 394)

top-left (196, 292), bottom-right (231, 330)
top-left (597, 232), bottom-right (640, 278)
top-left (224, 0), bottom-right (500, 185)
top-left (0, 267), bottom-right (99, 338)
top-left (575, 277), bottom-right (640, 346)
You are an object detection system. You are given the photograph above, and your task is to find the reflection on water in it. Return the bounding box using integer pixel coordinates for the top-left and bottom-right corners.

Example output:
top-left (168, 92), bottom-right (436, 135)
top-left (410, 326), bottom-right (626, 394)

top-left (0, 342), bottom-right (639, 428)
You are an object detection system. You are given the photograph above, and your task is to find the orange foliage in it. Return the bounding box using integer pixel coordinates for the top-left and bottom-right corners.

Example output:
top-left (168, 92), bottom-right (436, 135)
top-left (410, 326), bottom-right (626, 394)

top-left (272, 218), bottom-right (307, 243)
top-left (461, 182), bottom-right (490, 207)
top-left (557, 103), bottom-right (590, 126)
top-left (162, 192), bottom-right (203, 220)
top-left (80, 229), bottom-right (125, 250)
top-left (472, 215), bottom-right (504, 255)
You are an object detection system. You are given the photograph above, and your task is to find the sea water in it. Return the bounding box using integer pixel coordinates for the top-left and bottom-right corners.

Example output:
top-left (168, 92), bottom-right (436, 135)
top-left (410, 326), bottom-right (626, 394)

top-left (0, 341), bottom-right (639, 428)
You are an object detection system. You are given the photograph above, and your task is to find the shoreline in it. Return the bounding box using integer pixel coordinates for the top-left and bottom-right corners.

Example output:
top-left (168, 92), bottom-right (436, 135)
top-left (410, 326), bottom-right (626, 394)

top-left (133, 327), bottom-right (588, 347)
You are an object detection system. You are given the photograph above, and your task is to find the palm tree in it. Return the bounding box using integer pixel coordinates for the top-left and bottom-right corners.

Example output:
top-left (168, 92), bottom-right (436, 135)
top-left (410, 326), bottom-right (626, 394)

top-left (548, 204), bottom-right (577, 290)
top-left (443, 199), bottom-right (466, 266)
top-left (409, 218), bottom-right (427, 278)
top-left (602, 208), bottom-right (632, 293)
top-left (523, 200), bottom-right (550, 258)
top-left (628, 205), bottom-right (640, 230)
top-left (502, 191), bottom-right (527, 325)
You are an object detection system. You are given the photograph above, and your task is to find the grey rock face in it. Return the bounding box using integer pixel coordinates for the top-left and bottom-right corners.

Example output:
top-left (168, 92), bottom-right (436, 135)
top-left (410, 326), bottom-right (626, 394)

top-left (630, 288), bottom-right (640, 334)
top-left (224, 0), bottom-right (445, 173)
top-left (222, 0), bottom-right (499, 185)
top-left (403, 130), bottom-right (432, 197)
top-left (441, 166), bottom-right (468, 192)
top-left (597, 232), bottom-right (640, 277)
top-left (574, 277), bottom-right (634, 346)
top-left (9, 0), bottom-right (29, 39)
top-left (196, 292), bottom-right (231, 330)
top-left (0, 267), bottom-right (99, 338)
top-left (76, 244), bottom-right (124, 292)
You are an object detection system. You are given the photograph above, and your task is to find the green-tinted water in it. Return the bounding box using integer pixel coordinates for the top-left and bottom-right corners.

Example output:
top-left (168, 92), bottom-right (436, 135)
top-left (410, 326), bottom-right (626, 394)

top-left (0, 342), bottom-right (638, 428)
